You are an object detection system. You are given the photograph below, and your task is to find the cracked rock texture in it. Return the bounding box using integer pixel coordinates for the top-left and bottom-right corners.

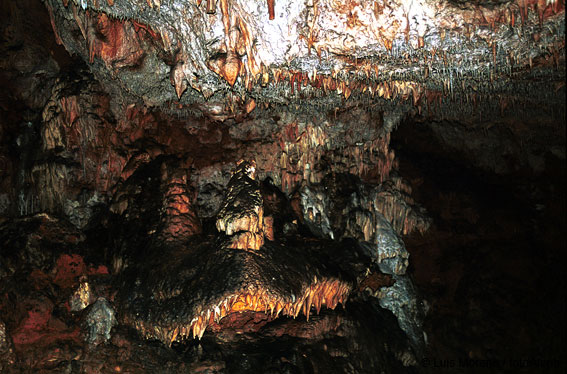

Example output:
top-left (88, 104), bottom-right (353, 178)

top-left (43, 0), bottom-right (565, 119)
top-left (0, 0), bottom-right (564, 373)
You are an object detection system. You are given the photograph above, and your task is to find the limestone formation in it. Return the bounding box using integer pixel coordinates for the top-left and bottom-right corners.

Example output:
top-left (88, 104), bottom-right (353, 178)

top-left (0, 0), bottom-right (563, 372)
top-left (216, 160), bottom-right (265, 250)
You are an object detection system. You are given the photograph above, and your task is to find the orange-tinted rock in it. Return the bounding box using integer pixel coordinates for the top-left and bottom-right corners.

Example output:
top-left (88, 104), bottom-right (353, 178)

top-left (69, 279), bottom-right (94, 312)
top-left (263, 216), bottom-right (274, 241)
top-left (158, 168), bottom-right (202, 242)
top-left (207, 52), bottom-right (242, 87)
top-left (358, 271), bottom-right (395, 293)
top-left (89, 14), bottom-right (145, 69)
top-left (228, 231), bottom-right (264, 250)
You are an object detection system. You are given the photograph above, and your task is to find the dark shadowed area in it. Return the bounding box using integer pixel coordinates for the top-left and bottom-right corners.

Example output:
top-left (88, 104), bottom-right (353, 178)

top-left (0, 0), bottom-right (564, 373)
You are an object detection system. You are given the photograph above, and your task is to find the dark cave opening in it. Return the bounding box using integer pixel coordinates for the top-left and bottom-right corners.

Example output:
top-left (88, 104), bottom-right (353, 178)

top-left (391, 116), bottom-right (566, 369)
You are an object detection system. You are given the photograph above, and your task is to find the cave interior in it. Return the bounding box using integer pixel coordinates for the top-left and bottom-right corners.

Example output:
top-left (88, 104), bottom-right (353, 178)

top-left (0, 0), bottom-right (565, 373)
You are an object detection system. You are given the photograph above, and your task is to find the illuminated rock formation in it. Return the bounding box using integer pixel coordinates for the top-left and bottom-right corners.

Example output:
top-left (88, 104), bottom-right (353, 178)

top-left (116, 158), bottom-right (358, 343)
top-left (41, 0), bottom-right (564, 122)
top-left (0, 320), bottom-right (15, 370)
top-left (0, 0), bottom-right (563, 372)
top-left (216, 160), bottom-right (265, 250)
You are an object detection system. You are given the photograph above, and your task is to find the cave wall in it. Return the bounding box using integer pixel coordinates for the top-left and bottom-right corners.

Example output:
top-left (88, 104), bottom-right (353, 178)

top-left (0, 0), bottom-right (565, 373)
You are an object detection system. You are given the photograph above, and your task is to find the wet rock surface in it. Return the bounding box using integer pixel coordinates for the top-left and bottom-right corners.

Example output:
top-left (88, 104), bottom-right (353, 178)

top-left (83, 298), bottom-right (117, 346)
top-left (41, 0), bottom-right (565, 121)
top-left (1, 0), bottom-right (565, 373)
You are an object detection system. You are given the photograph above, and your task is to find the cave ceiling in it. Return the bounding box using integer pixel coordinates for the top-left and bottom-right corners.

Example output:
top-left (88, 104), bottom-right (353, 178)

top-left (0, 0), bottom-right (565, 371)
top-left (44, 0), bottom-right (565, 122)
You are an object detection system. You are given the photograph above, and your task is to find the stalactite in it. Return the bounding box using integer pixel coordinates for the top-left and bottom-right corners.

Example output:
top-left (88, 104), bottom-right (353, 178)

top-left (267, 0), bottom-right (275, 20)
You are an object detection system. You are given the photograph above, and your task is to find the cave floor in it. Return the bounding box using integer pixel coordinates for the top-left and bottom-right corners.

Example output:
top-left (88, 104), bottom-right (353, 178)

top-left (1, 123), bottom-right (564, 374)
